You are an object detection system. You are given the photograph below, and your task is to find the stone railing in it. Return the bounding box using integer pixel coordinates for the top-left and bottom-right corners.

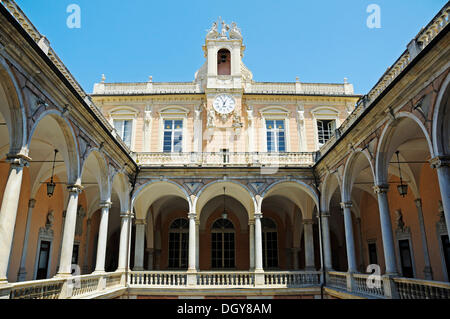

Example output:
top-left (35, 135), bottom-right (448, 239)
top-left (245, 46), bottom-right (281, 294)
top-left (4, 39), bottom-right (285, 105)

top-left (318, 3), bottom-right (449, 158)
top-left (393, 277), bottom-right (450, 299)
top-left (1, 272), bottom-right (126, 299)
top-left (94, 82), bottom-right (201, 95)
top-left (134, 152), bottom-right (316, 167)
top-left (6, 277), bottom-right (65, 299)
top-left (129, 271), bottom-right (187, 286)
top-left (128, 270), bottom-right (322, 289)
top-left (245, 82), bottom-right (354, 96)
top-left (264, 271), bottom-right (320, 287)
top-left (325, 271), bottom-right (450, 299)
top-left (196, 272), bottom-right (254, 287)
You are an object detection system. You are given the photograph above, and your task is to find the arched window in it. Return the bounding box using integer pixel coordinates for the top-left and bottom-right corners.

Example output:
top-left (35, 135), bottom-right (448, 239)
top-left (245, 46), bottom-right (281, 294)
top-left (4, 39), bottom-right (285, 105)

top-left (262, 218), bottom-right (278, 268)
top-left (211, 218), bottom-right (235, 269)
top-left (217, 49), bottom-right (231, 75)
top-left (168, 218), bottom-right (189, 269)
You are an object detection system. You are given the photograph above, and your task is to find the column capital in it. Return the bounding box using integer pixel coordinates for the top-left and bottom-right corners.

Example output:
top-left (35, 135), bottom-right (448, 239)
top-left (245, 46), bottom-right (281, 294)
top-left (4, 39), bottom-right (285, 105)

top-left (67, 184), bottom-right (83, 194)
top-left (414, 198), bottom-right (422, 208)
top-left (248, 219), bottom-right (255, 226)
top-left (303, 218), bottom-right (314, 225)
top-left (99, 201), bottom-right (112, 209)
top-left (6, 154), bottom-right (31, 167)
top-left (340, 201), bottom-right (353, 209)
top-left (430, 156), bottom-right (450, 169)
top-left (28, 198), bottom-right (36, 209)
top-left (254, 212), bottom-right (263, 219)
top-left (373, 184), bottom-right (389, 194)
top-left (134, 218), bottom-right (146, 225)
top-left (188, 212), bottom-right (196, 219)
top-left (120, 211), bottom-right (133, 219)
top-left (320, 211), bottom-right (331, 218)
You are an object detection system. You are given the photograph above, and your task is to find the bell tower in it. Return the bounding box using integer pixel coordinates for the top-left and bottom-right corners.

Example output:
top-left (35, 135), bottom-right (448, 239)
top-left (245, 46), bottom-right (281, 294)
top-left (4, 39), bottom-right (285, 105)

top-left (203, 19), bottom-right (245, 90)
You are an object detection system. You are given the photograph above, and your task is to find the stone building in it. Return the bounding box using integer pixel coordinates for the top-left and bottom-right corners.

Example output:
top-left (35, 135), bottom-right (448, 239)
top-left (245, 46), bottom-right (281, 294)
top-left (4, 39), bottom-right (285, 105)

top-left (0, 0), bottom-right (448, 299)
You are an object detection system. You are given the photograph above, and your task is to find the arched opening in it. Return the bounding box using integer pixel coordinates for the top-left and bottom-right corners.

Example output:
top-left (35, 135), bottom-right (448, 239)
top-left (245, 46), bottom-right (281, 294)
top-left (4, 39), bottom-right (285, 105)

top-left (261, 181), bottom-right (320, 270)
top-left (377, 114), bottom-right (446, 280)
top-left (217, 49), bottom-right (231, 75)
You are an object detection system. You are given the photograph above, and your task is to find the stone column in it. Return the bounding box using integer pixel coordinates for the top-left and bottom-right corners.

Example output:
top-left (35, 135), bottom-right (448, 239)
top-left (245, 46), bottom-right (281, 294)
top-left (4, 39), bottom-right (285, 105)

top-left (430, 156), bottom-right (450, 239)
top-left (195, 220), bottom-right (200, 271)
top-left (94, 201), bottom-right (111, 273)
top-left (0, 156), bottom-right (28, 284)
top-left (117, 211), bottom-right (132, 271)
top-left (373, 185), bottom-right (398, 275)
top-left (303, 219), bottom-right (315, 270)
top-left (341, 202), bottom-right (358, 273)
top-left (249, 220), bottom-right (255, 270)
top-left (56, 185), bottom-right (82, 277)
top-left (134, 219), bottom-right (146, 271)
top-left (82, 218), bottom-right (91, 274)
top-left (254, 213), bottom-right (264, 272)
top-left (17, 198), bottom-right (36, 281)
top-left (415, 198), bottom-right (433, 280)
top-left (188, 213), bottom-right (196, 271)
top-left (320, 211), bottom-right (333, 270)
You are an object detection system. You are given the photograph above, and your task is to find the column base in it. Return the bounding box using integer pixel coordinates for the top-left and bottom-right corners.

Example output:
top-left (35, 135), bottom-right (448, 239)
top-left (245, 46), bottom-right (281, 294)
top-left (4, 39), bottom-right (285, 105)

top-left (305, 266), bottom-right (316, 271)
top-left (133, 267), bottom-right (144, 271)
top-left (92, 270), bottom-right (106, 275)
top-left (54, 273), bottom-right (72, 279)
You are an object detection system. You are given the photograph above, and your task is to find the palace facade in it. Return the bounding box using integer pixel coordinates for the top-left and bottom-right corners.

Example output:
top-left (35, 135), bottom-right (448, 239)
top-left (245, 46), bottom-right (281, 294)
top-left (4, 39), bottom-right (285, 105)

top-left (0, 0), bottom-right (449, 299)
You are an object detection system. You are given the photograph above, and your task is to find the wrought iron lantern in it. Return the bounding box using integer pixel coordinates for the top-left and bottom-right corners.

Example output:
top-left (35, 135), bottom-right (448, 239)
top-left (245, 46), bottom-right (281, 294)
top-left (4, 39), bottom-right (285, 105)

top-left (47, 149), bottom-right (58, 197)
top-left (395, 151), bottom-right (408, 197)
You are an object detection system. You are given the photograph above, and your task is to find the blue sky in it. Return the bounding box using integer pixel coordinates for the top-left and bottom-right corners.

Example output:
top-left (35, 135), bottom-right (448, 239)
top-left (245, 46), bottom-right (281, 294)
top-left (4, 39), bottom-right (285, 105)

top-left (14, 0), bottom-right (447, 95)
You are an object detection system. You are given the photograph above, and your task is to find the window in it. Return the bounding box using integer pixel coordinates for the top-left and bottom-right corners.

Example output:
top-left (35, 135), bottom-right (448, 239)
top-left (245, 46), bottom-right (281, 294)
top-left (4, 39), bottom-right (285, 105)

top-left (317, 119), bottom-right (335, 145)
top-left (163, 120), bottom-right (183, 152)
top-left (368, 242), bottom-right (378, 265)
top-left (399, 239), bottom-right (414, 278)
top-left (168, 218), bottom-right (188, 269)
top-left (114, 119), bottom-right (132, 148)
top-left (211, 219), bottom-right (235, 269)
top-left (36, 241), bottom-right (51, 280)
top-left (262, 218), bottom-right (278, 268)
top-left (220, 148), bottom-right (230, 163)
top-left (266, 120), bottom-right (286, 152)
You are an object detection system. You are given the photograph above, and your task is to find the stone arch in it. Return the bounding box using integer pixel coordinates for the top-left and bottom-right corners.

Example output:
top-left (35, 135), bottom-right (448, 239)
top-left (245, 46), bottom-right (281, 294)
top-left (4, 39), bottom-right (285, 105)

top-left (195, 180), bottom-right (256, 220)
top-left (27, 110), bottom-right (80, 185)
top-left (260, 179), bottom-right (319, 218)
top-left (0, 56), bottom-right (26, 156)
top-left (321, 172), bottom-right (342, 212)
top-left (133, 180), bottom-right (191, 220)
top-left (111, 172), bottom-right (131, 213)
top-left (342, 150), bottom-right (376, 203)
top-left (80, 148), bottom-right (110, 202)
top-left (375, 112), bottom-right (434, 186)
top-left (432, 73), bottom-right (450, 157)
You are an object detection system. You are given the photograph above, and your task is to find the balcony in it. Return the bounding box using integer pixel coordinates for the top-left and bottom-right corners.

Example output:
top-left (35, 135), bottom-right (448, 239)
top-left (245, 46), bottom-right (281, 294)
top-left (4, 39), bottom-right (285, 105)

top-left (2, 271), bottom-right (450, 299)
top-left (133, 152), bottom-right (317, 168)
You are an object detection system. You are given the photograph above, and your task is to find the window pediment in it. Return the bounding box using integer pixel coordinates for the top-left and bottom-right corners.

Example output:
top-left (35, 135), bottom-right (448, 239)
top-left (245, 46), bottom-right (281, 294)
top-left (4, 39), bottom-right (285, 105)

top-left (260, 106), bottom-right (290, 117)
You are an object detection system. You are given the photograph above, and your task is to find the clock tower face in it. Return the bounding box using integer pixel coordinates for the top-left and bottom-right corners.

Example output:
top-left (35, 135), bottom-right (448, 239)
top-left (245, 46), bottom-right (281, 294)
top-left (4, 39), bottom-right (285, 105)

top-left (213, 94), bottom-right (236, 114)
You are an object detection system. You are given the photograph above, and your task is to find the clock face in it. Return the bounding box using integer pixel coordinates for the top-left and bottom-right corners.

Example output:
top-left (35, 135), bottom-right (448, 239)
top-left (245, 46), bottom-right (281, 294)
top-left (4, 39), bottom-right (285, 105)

top-left (213, 94), bottom-right (236, 114)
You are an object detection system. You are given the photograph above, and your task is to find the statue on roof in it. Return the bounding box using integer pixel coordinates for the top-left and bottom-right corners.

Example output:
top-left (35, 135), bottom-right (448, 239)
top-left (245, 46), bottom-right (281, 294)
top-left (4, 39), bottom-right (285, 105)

top-left (206, 21), bottom-right (219, 39)
top-left (220, 20), bottom-right (229, 38)
top-left (229, 22), bottom-right (242, 40)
